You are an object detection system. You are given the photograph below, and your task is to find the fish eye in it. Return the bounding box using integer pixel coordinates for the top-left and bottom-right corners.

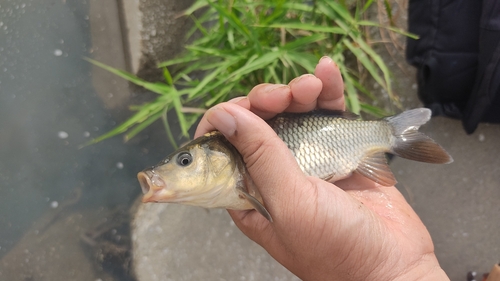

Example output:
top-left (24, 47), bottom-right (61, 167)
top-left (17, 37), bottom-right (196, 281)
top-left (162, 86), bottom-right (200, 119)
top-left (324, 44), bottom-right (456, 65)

top-left (176, 152), bottom-right (193, 167)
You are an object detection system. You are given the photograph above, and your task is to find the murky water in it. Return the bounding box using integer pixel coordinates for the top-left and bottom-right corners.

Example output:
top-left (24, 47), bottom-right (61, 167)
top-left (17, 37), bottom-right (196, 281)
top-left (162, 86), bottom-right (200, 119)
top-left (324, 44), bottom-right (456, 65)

top-left (0, 1), bottom-right (169, 279)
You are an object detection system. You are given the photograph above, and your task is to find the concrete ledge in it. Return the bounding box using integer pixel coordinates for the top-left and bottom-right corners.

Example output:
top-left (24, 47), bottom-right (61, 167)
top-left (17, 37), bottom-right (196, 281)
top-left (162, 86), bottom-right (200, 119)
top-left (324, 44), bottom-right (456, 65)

top-left (88, 0), bottom-right (195, 116)
top-left (118, 0), bottom-right (142, 74)
top-left (120, 0), bottom-right (195, 77)
top-left (89, 0), bottom-right (130, 112)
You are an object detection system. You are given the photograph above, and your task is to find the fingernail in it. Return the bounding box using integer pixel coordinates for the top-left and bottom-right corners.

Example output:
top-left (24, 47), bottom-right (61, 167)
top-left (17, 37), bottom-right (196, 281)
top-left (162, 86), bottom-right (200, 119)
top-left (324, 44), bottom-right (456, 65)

top-left (228, 96), bottom-right (247, 103)
top-left (320, 56), bottom-right (332, 63)
top-left (263, 84), bottom-right (287, 93)
top-left (320, 56), bottom-right (338, 69)
top-left (289, 74), bottom-right (314, 85)
top-left (206, 106), bottom-right (236, 137)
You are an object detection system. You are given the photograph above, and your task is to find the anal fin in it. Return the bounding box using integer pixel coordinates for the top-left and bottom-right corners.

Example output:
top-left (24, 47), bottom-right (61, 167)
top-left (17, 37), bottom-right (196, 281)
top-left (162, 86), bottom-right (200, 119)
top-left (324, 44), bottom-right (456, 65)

top-left (356, 151), bottom-right (397, 186)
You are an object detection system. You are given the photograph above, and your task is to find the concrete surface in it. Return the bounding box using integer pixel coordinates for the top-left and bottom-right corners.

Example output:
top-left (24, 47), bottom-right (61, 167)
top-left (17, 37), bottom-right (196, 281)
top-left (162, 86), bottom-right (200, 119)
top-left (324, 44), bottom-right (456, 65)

top-left (0, 203), bottom-right (119, 281)
top-left (0, 0), bottom-right (499, 281)
top-left (393, 117), bottom-right (500, 281)
top-left (132, 203), bottom-right (299, 281)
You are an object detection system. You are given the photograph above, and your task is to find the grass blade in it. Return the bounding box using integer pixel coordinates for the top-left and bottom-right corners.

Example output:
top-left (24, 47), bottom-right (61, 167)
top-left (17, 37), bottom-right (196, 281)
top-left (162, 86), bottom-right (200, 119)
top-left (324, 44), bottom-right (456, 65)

top-left (285, 51), bottom-right (318, 73)
top-left (181, 0), bottom-right (208, 16)
top-left (281, 34), bottom-right (327, 50)
top-left (228, 51), bottom-right (282, 80)
top-left (83, 100), bottom-right (166, 144)
top-left (157, 55), bottom-right (201, 68)
top-left (343, 73), bottom-right (361, 114)
top-left (326, 1), bottom-right (355, 25)
top-left (263, 23), bottom-right (346, 35)
top-left (358, 21), bottom-right (419, 39)
top-left (264, 64), bottom-right (279, 83)
top-left (360, 102), bottom-right (391, 117)
top-left (161, 108), bottom-right (178, 150)
top-left (362, 0), bottom-right (375, 12)
top-left (343, 39), bottom-right (386, 90)
top-left (86, 58), bottom-right (149, 87)
top-left (171, 89), bottom-right (190, 137)
top-left (87, 57), bottom-right (176, 95)
top-left (351, 36), bottom-right (400, 107)
top-left (162, 67), bottom-right (174, 86)
top-left (124, 110), bottom-right (164, 142)
top-left (383, 0), bottom-right (394, 26)
top-left (204, 80), bottom-right (237, 106)
top-left (207, 1), bottom-right (262, 54)
top-left (351, 78), bottom-right (375, 100)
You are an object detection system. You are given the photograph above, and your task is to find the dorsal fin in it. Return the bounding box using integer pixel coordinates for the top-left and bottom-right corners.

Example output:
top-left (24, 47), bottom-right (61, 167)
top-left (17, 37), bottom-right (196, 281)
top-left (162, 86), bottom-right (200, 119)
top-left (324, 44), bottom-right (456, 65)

top-left (385, 108), bottom-right (430, 135)
top-left (356, 151), bottom-right (397, 186)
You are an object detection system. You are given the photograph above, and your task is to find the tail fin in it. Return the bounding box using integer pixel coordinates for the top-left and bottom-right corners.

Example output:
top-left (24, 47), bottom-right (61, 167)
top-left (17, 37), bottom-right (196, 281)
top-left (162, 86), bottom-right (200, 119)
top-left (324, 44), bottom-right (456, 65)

top-left (386, 108), bottom-right (453, 164)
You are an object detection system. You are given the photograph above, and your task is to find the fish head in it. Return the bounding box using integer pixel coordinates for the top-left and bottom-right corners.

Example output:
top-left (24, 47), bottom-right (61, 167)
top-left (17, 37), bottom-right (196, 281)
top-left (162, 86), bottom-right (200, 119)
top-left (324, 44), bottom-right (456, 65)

top-left (138, 132), bottom-right (242, 207)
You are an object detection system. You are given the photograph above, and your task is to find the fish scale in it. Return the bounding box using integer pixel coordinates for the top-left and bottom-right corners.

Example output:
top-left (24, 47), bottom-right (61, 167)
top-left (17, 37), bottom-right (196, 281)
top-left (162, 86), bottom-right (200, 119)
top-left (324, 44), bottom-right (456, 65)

top-left (269, 112), bottom-right (393, 181)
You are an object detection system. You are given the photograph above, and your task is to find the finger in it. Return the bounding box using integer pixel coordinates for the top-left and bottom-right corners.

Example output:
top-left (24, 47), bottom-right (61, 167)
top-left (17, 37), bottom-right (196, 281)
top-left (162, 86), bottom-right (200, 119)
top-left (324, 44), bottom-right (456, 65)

top-left (194, 96), bottom-right (250, 138)
top-left (285, 74), bottom-right (323, 112)
top-left (246, 83), bottom-right (292, 120)
top-left (315, 56), bottom-right (345, 110)
top-left (205, 102), bottom-right (312, 218)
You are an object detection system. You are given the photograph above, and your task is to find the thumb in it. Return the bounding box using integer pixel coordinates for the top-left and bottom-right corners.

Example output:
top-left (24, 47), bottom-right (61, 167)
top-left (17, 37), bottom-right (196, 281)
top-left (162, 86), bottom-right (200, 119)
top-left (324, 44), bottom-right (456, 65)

top-left (205, 102), bottom-right (312, 220)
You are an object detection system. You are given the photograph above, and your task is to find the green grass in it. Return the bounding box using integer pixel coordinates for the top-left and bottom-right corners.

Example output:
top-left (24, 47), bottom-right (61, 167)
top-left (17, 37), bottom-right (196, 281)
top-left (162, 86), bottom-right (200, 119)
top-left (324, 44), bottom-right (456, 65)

top-left (87, 0), bottom-right (416, 147)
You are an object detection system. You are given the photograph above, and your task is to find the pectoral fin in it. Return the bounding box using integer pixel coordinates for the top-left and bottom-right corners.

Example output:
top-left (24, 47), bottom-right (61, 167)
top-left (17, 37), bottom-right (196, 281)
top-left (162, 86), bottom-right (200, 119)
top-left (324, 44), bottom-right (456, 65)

top-left (236, 187), bottom-right (273, 222)
top-left (356, 151), bottom-right (397, 186)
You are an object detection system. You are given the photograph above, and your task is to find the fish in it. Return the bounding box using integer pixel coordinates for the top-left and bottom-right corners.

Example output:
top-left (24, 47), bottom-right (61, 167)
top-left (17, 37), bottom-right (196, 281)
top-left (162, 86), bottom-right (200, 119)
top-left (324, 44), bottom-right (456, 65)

top-left (138, 108), bottom-right (453, 221)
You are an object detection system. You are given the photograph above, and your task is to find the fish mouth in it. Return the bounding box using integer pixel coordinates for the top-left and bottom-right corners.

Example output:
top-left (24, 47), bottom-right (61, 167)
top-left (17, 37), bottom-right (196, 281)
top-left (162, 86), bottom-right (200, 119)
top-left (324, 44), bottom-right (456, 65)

top-left (137, 170), bottom-right (154, 194)
top-left (137, 169), bottom-right (172, 203)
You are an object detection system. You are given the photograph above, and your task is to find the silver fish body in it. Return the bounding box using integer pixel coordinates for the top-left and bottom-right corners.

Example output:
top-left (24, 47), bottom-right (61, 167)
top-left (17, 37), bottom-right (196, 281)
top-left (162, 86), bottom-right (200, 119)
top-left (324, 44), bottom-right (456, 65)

top-left (268, 108), bottom-right (452, 185)
top-left (270, 111), bottom-right (393, 182)
top-left (138, 108), bottom-right (452, 221)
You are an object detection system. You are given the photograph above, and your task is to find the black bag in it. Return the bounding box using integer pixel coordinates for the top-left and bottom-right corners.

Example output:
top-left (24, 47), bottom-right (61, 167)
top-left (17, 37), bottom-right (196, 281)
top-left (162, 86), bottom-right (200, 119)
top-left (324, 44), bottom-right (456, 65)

top-left (406, 0), bottom-right (500, 133)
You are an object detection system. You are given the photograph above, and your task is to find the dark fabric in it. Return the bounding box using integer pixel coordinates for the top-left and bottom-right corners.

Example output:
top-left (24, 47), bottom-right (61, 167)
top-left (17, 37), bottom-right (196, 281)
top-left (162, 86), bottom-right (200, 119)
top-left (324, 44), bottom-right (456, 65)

top-left (463, 1), bottom-right (500, 132)
top-left (406, 0), bottom-right (500, 133)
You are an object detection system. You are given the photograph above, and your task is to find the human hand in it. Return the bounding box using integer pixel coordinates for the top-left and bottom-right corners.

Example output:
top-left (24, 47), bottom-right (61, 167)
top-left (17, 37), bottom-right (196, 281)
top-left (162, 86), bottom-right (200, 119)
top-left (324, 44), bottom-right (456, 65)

top-left (194, 57), bottom-right (449, 281)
